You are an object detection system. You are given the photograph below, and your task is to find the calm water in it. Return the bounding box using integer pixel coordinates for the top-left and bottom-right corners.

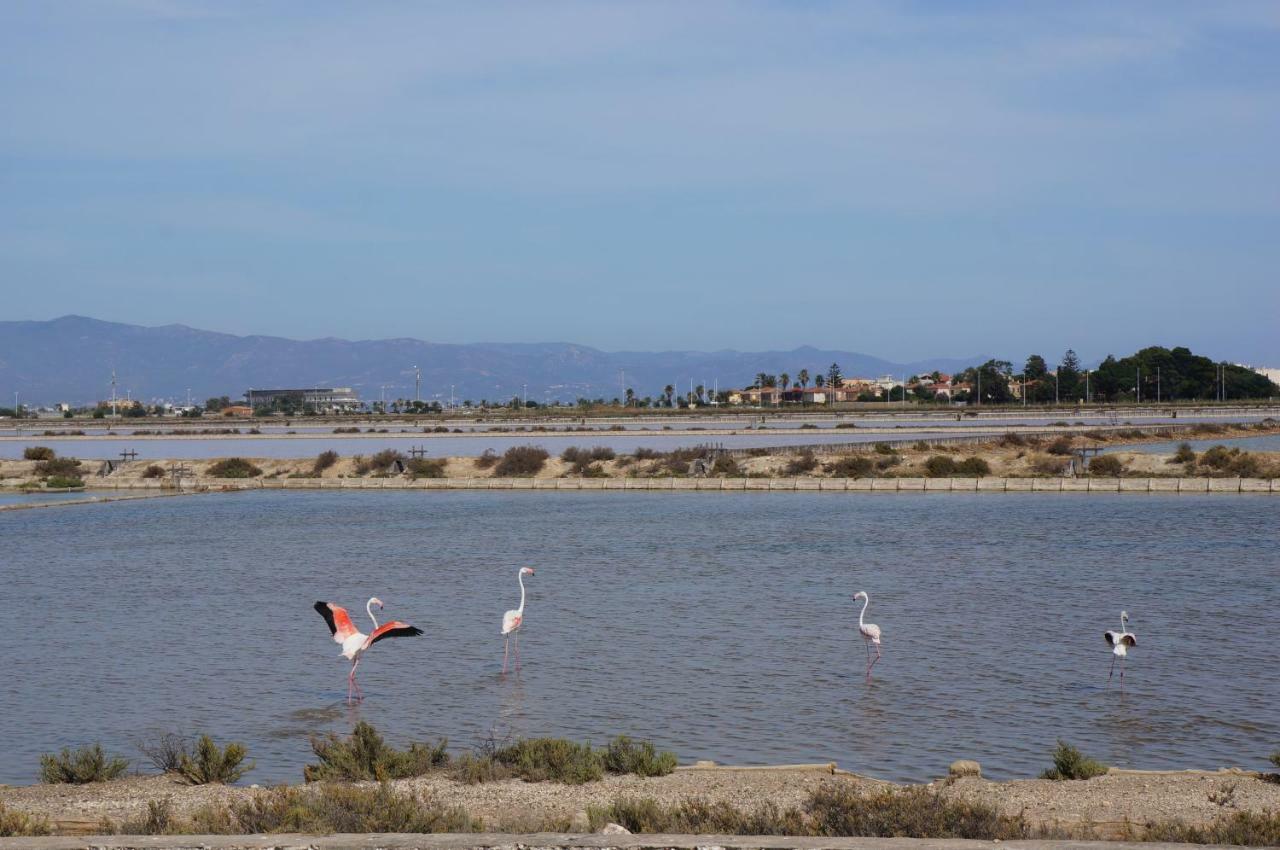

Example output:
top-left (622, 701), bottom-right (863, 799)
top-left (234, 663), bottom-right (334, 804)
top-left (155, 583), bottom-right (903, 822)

top-left (1, 491), bottom-right (1276, 786)
top-left (1116, 434), bottom-right (1280, 454)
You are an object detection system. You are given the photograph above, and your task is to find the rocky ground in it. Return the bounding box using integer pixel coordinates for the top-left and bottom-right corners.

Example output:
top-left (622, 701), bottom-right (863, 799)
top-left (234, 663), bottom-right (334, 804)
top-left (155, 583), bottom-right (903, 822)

top-left (2, 766), bottom-right (1277, 838)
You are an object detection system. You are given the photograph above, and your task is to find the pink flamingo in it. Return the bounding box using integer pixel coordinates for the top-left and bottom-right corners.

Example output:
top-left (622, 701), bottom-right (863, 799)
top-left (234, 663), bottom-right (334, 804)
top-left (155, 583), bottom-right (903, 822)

top-left (1104, 610), bottom-right (1137, 686)
top-left (853, 590), bottom-right (882, 681)
top-left (501, 567), bottom-right (535, 673)
top-left (314, 598), bottom-right (422, 703)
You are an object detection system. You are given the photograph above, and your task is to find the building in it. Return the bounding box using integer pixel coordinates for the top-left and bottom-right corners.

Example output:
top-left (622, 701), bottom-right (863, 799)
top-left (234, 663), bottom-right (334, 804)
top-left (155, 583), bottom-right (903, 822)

top-left (1250, 366), bottom-right (1280, 386)
top-left (245, 387), bottom-right (361, 412)
top-left (221, 405), bottom-right (253, 417)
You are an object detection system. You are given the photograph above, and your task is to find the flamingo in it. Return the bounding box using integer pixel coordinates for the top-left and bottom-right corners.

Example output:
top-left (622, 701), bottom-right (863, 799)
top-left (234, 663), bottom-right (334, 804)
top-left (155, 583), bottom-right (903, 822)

top-left (501, 567), bottom-right (535, 674)
top-left (853, 590), bottom-right (882, 681)
top-left (314, 597), bottom-right (422, 703)
top-left (1104, 610), bottom-right (1137, 685)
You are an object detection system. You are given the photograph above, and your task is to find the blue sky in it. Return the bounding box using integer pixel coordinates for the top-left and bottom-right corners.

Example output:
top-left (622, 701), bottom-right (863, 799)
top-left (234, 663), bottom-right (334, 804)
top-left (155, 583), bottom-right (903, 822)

top-left (2, 1), bottom-right (1278, 364)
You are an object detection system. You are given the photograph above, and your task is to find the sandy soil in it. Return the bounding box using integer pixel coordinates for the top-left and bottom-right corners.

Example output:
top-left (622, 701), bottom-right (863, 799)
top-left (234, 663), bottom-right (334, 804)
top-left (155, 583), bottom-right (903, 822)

top-left (3, 767), bottom-right (1277, 838)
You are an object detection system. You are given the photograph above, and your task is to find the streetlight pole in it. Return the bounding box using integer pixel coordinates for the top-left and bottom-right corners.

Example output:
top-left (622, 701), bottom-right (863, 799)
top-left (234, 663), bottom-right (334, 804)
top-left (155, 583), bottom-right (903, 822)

top-left (1055, 371), bottom-right (1059, 406)
top-left (414, 365), bottom-right (421, 403)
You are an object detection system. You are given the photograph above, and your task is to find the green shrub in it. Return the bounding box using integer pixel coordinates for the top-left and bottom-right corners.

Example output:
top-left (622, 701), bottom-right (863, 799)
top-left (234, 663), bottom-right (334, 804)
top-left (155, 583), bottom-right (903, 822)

top-left (785, 451), bottom-right (819, 475)
top-left (1201, 444), bottom-right (1234, 469)
top-left (924, 455), bottom-right (957, 477)
top-left (1271, 751), bottom-right (1280, 769)
top-left (313, 450), bottom-right (339, 474)
top-left (40, 743), bottom-right (129, 784)
top-left (806, 784), bottom-right (1026, 839)
top-left (491, 737), bottom-right (603, 784)
top-left (824, 455), bottom-right (873, 477)
top-left (1171, 442), bottom-right (1196, 464)
top-left (1088, 455), bottom-right (1125, 477)
top-left (1041, 740), bottom-right (1108, 780)
top-left (0, 803), bottom-right (51, 837)
top-left (303, 722), bottom-right (448, 782)
top-left (22, 446), bottom-right (55, 461)
top-left (45, 475), bottom-right (84, 489)
top-left (141, 464), bottom-right (166, 479)
top-left (602, 736), bottom-right (677, 777)
top-left (407, 458), bottom-right (446, 478)
top-left (177, 736), bottom-right (252, 785)
top-left (632, 447), bottom-right (661, 460)
top-left (955, 457), bottom-right (991, 476)
top-left (561, 446), bottom-right (616, 463)
top-left (205, 457), bottom-right (262, 478)
top-left (873, 442), bottom-right (894, 454)
top-left (493, 446), bottom-right (549, 476)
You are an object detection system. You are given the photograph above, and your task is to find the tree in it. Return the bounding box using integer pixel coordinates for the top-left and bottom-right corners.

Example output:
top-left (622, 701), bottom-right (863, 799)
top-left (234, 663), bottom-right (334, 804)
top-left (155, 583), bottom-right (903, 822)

top-left (797, 369), bottom-right (809, 390)
top-left (814, 374), bottom-right (825, 389)
top-left (779, 373), bottom-right (790, 394)
top-left (959, 360), bottom-right (1014, 404)
top-left (663, 385), bottom-right (675, 407)
top-left (1024, 354), bottom-right (1048, 381)
top-left (827, 362), bottom-right (843, 389)
top-left (1057, 349), bottom-right (1082, 401)
top-left (755, 373), bottom-right (768, 389)
top-left (624, 388), bottom-right (635, 407)
top-left (694, 384), bottom-right (705, 404)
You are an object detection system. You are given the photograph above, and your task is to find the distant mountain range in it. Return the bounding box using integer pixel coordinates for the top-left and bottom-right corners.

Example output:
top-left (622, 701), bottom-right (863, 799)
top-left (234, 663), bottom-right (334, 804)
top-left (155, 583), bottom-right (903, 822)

top-left (0, 316), bottom-right (984, 406)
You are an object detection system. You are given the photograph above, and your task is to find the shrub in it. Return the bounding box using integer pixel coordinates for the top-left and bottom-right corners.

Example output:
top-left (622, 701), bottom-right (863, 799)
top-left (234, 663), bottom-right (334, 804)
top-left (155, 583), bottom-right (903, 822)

top-left (0, 803), bottom-right (51, 837)
top-left (356, 449), bottom-right (406, 474)
top-left (192, 784), bottom-right (477, 835)
top-left (999, 433), bottom-right (1026, 447)
top-left (36, 456), bottom-right (81, 476)
top-left (407, 458), bottom-right (446, 478)
top-left (1271, 751), bottom-right (1280, 769)
top-left (824, 456), bottom-right (873, 477)
top-left (141, 464), bottom-right (166, 479)
top-left (875, 453), bottom-right (901, 470)
top-left (1140, 810), bottom-right (1280, 846)
top-left (491, 737), bottom-right (603, 784)
top-left (205, 458), bottom-right (262, 478)
top-left (1046, 436), bottom-right (1074, 455)
top-left (589, 797), bottom-right (804, 835)
top-left (136, 731), bottom-right (190, 773)
top-left (1088, 455), bottom-right (1125, 477)
top-left (1200, 444), bottom-right (1234, 469)
top-left (474, 449), bottom-right (499, 469)
top-left (23, 446), bottom-right (55, 461)
top-left (924, 455), bottom-right (957, 477)
top-left (873, 442), bottom-right (894, 454)
top-left (561, 446), bottom-right (615, 463)
top-left (493, 446), bottom-right (549, 477)
top-left (177, 736), bottom-right (252, 785)
top-left (45, 475), bottom-right (85, 489)
top-left (955, 457), bottom-right (991, 476)
top-left (711, 454), bottom-right (741, 476)
top-left (1171, 442), bottom-right (1196, 464)
top-left (602, 736), bottom-right (677, 777)
top-left (1041, 740), bottom-right (1108, 780)
top-left (912, 440), bottom-right (930, 451)
top-left (806, 784), bottom-right (1026, 839)
top-left (785, 451), bottom-right (819, 475)
top-left (119, 799), bottom-right (175, 835)
top-left (304, 722), bottom-right (448, 782)
top-left (40, 743), bottom-right (129, 784)
top-left (632, 447), bottom-right (661, 460)
top-left (313, 450), bottom-right (339, 474)
top-left (1031, 454), bottom-right (1067, 475)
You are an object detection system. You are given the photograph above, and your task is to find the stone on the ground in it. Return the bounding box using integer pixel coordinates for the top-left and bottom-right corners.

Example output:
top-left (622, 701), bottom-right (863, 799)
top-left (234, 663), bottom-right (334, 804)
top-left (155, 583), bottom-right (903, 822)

top-left (949, 759), bottom-right (981, 778)
top-left (598, 822), bottom-right (631, 835)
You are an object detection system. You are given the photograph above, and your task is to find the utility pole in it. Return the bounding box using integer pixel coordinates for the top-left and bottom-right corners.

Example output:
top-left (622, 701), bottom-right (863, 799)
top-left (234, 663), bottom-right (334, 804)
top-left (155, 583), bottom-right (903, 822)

top-left (1156, 367), bottom-right (1160, 404)
top-left (522, 383), bottom-right (527, 408)
top-left (1136, 366), bottom-right (1141, 404)
top-left (1055, 371), bottom-right (1059, 406)
top-left (414, 365), bottom-right (421, 403)
top-left (110, 370), bottom-right (118, 417)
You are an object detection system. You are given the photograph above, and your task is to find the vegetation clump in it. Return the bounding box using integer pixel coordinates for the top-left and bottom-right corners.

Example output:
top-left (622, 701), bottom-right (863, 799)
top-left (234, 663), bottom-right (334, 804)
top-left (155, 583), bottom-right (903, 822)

top-left (924, 455), bottom-right (957, 477)
top-left (785, 451), bottom-right (819, 475)
top-left (490, 737), bottom-right (604, 784)
top-left (824, 456), bottom-right (873, 477)
top-left (562, 446), bottom-right (615, 475)
top-left (602, 735), bottom-right (677, 777)
top-left (39, 743), bottom-right (129, 784)
top-left (45, 474), bottom-right (85, 488)
top-left (711, 454), bottom-right (741, 476)
top-left (304, 722), bottom-right (448, 782)
top-left (205, 457), bottom-right (262, 478)
top-left (312, 450), bottom-right (339, 474)
top-left (1140, 810), bottom-right (1280, 846)
top-left (473, 449), bottom-right (499, 469)
top-left (177, 735), bottom-right (252, 785)
top-left (35, 456), bottom-right (82, 477)
top-left (1046, 436), bottom-right (1074, 456)
top-left (493, 445), bottom-right (549, 476)
top-left (1041, 740), bottom-right (1108, 780)
top-left (141, 464), bottom-right (166, 479)
top-left (1087, 455), bottom-right (1125, 477)
top-left (22, 446), bottom-right (55, 461)
top-left (0, 803), bottom-right (50, 837)
top-left (407, 457), bottom-right (446, 478)
top-left (1171, 442), bottom-right (1196, 465)
top-left (955, 457), bottom-right (991, 476)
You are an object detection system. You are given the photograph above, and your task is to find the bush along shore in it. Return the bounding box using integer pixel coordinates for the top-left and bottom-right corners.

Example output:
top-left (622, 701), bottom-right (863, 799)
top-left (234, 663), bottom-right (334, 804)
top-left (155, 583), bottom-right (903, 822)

top-left (3, 729), bottom-right (1280, 844)
top-left (3, 421), bottom-right (1280, 492)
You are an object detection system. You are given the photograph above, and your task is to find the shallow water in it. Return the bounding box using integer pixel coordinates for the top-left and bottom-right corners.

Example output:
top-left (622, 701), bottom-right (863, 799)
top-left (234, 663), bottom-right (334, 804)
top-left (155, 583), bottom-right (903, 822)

top-left (1115, 434), bottom-right (1280, 454)
top-left (1, 490), bottom-right (1276, 785)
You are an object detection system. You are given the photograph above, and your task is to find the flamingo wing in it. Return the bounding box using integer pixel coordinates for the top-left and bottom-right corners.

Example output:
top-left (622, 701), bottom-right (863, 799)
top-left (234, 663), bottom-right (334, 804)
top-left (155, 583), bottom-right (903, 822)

top-left (366, 620), bottom-right (424, 647)
top-left (315, 601), bottom-right (359, 643)
top-left (862, 623), bottom-right (882, 643)
top-left (1121, 633), bottom-right (1136, 647)
top-left (501, 609), bottom-right (522, 635)
top-left (1104, 630), bottom-right (1119, 646)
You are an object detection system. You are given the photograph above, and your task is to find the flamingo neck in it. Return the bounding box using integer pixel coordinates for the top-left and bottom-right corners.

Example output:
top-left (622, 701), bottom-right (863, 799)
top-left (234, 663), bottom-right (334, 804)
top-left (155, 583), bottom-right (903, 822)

top-left (858, 594), bottom-right (869, 627)
top-left (367, 599), bottom-right (380, 630)
top-left (517, 571), bottom-right (527, 614)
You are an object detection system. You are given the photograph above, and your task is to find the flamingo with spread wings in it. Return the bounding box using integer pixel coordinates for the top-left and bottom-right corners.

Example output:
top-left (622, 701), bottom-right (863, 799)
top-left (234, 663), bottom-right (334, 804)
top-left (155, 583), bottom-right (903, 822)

top-left (314, 597), bottom-right (422, 703)
top-left (1104, 610), bottom-right (1137, 686)
top-left (501, 567), bottom-right (534, 674)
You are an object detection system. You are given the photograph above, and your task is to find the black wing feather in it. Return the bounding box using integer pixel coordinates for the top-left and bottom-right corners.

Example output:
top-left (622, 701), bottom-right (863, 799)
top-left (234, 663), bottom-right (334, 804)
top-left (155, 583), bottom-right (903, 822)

top-left (314, 601), bottom-right (338, 636)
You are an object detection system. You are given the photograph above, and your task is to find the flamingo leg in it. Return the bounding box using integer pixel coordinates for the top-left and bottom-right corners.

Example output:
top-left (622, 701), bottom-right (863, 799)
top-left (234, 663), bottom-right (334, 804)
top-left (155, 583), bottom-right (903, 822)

top-left (348, 657), bottom-right (363, 703)
top-left (514, 631), bottom-right (521, 674)
top-left (867, 643), bottom-right (882, 680)
top-left (1108, 656), bottom-right (1116, 683)
top-left (502, 636), bottom-right (509, 674)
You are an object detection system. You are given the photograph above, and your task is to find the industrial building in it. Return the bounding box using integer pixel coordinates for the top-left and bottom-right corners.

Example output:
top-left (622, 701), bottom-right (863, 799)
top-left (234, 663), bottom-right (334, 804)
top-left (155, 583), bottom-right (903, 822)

top-left (245, 387), bottom-right (361, 412)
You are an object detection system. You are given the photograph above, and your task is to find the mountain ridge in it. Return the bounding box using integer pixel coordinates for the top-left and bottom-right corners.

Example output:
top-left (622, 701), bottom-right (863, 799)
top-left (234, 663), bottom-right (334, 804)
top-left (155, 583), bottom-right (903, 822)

top-left (1, 316), bottom-right (985, 406)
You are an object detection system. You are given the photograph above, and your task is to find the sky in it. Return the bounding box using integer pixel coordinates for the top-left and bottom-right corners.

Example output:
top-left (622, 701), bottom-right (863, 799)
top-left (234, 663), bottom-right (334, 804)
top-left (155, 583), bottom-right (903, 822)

top-left (2, 1), bottom-right (1278, 365)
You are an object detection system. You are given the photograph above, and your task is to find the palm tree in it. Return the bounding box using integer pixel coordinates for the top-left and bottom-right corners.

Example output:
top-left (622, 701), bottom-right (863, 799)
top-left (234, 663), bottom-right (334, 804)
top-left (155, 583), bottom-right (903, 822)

top-left (624, 388), bottom-right (635, 407)
top-left (663, 385), bottom-right (674, 407)
top-left (797, 369), bottom-right (809, 389)
top-left (695, 384), bottom-right (705, 404)
top-left (755, 372), bottom-right (768, 389)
